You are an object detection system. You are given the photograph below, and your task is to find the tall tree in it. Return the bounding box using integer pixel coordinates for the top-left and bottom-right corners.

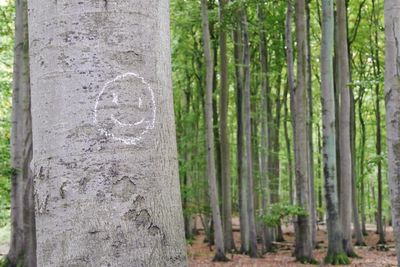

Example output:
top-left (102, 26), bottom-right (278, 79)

top-left (305, 0), bottom-right (316, 247)
top-left (218, 0), bottom-right (235, 252)
top-left (384, 0), bottom-right (400, 264)
top-left (371, 0), bottom-right (385, 244)
top-left (337, 0), bottom-right (356, 256)
top-left (257, 3), bottom-right (273, 251)
top-left (321, 0), bottom-right (350, 264)
top-left (8, 0), bottom-right (36, 265)
top-left (28, 0), bottom-right (187, 265)
top-left (233, 19), bottom-right (249, 253)
top-left (285, 0), bottom-right (295, 206)
top-left (201, 0), bottom-right (229, 261)
top-left (241, 8), bottom-right (258, 258)
top-left (293, 0), bottom-right (314, 262)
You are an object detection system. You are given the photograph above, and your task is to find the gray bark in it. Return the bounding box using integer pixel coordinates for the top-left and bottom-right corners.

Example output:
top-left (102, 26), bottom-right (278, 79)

top-left (384, 0), bottom-right (400, 264)
top-left (200, 0), bottom-right (228, 261)
top-left (337, 0), bottom-right (355, 256)
top-left (293, 0), bottom-right (313, 261)
top-left (321, 0), bottom-right (348, 261)
top-left (28, 1), bottom-right (187, 266)
top-left (241, 8), bottom-right (258, 258)
top-left (9, 0), bottom-right (36, 265)
top-left (257, 3), bottom-right (273, 251)
top-left (233, 24), bottom-right (249, 253)
top-left (285, 0), bottom-right (295, 206)
top-left (305, 0), bottom-right (316, 247)
top-left (218, 0), bottom-right (235, 252)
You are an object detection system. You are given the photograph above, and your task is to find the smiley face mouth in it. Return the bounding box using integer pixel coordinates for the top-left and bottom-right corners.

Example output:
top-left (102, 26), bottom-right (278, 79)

top-left (110, 114), bottom-right (145, 127)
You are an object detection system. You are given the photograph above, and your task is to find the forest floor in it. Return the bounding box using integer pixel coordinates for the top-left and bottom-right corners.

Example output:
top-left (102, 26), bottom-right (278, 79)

top-left (188, 218), bottom-right (398, 267)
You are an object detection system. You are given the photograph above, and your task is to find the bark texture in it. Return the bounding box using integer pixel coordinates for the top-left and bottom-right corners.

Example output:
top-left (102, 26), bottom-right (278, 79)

top-left (200, 0), bottom-right (228, 261)
top-left (233, 23), bottom-right (249, 253)
top-left (337, 0), bottom-right (355, 256)
top-left (218, 0), bottom-right (234, 252)
top-left (384, 0), bottom-right (400, 264)
top-left (28, 1), bottom-right (186, 266)
top-left (241, 8), bottom-right (258, 258)
top-left (321, 0), bottom-right (349, 263)
top-left (9, 0), bottom-right (36, 265)
top-left (293, 0), bottom-right (313, 261)
top-left (258, 3), bottom-right (273, 251)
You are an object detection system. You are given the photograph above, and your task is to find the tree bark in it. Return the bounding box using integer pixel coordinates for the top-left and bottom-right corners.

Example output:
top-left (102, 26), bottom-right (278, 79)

top-left (218, 0), bottom-right (235, 252)
top-left (241, 8), bottom-right (258, 258)
top-left (28, 0), bottom-right (187, 265)
top-left (285, 0), bottom-right (295, 207)
top-left (293, 0), bottom-right (314, 262)
top-left (9, 0), bottom-right (36, 265)
top-left (200, 0), bottom-right (228, 261)
top-left (305, 0), bottom-right (316, 247)
top-left (337, 0), bottom-right (356, 256)
top-left (384, 0), bottom-right (400, 264)
top-left (321, 0), bottom-right (349, 263)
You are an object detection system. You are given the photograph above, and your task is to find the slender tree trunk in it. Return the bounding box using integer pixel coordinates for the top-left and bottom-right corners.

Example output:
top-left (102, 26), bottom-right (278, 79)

top-left (233, 23), bottom-right (249, 254)
top-left (285, 0), bottom-right (295, 207)
top-left (358, 89), bottom-right (368, 236)
top-left (241, 8), bottom-right (258, 258)
top-left (351, 84), bottom-right (364, 246)
top-left (305, 0), bottom-right (317, 247)
top-left (28, 0), bottom-right (187, 265)
top-left (321, 0), bottom-right (349, 263)
top-left (337, 0), bottom-right (356, 256)
top-left (257, 4), bottom-right (273, 252)
top-left (370, 0), bottom-right (385, 244)
top-left (218, 0), bottom-right (235, 252)
top-left (9, 0), bottom-right (36, 265)
top-left (384, 0), bottom-right (400, 263)
top-left (293, 0), bottom-right (313, 262)
top-left (200, 0), bottom-right (228, 261)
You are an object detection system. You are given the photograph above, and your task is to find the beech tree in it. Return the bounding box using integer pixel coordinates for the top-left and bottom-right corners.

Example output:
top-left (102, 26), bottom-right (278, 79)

top-left (28, 0), bottom-right (187, 265)
top-left (320, 0), bottom-right (350, 264)
top-left (384, 0), bottom-right (400, 264)
top-left (293, 0), bottom-right (314, 262)
top-left (337, 0), bottom-right (356, 257)
top-left (8, 0), bottom-right (36, 265)
top-left (200, 0), bottom-right (228, 261)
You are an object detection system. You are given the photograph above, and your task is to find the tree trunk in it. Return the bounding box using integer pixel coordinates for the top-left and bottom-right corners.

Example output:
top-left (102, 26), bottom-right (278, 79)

top-left (28, 1), bottom-right (187, 265)
top-left (241, 8), bottom-right (258, 258)
top-left (233, 22), bottom-right (249, 254)
top-left (305, 0), bottom-right (316, 247)
top-left (321, 0), bottom-right (349, 263)
top-left (384, 0), bottom-right (400, 264)
top-left (337, 0), bottom-right (356, 256)
top-left (8, 0), bottom-right (36, 265)
top-left (293, 0), bottom-right (314, 262)
top-left (218, 0), bottom-right (235, 252)
top-left (351, 83), bottom-right (365, 246)
top-left (200, 0), bottom-right (228, 261)
top-left (358, 88), bottom-right (368, 236)
top-left (285, 0), bottom-right (295, 207)
top-left (257, 4), bottom-right (273, 252)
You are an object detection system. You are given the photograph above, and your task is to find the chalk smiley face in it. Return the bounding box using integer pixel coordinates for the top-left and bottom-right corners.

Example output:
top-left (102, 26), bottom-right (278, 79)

top-left (94, 72), bottom-right (156, 145)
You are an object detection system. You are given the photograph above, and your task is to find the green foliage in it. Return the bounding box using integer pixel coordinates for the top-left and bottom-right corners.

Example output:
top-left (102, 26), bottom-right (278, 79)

top-left (324, 252), bottom-right (351, 265)
top-left (0, 257), bottom-right (10, 267)
top-left (258, 203), bottom-right (307, 227)
top-left (297, 256), bottom-right (319, 265)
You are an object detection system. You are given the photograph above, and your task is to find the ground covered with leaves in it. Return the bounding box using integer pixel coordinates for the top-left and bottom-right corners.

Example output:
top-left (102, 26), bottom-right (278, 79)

top-left (188, 221), bottom-right (397, 266)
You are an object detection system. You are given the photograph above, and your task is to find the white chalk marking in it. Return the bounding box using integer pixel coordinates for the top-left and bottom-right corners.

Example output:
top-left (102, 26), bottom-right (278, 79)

top-left (94, 72), bottom-right (156, 145)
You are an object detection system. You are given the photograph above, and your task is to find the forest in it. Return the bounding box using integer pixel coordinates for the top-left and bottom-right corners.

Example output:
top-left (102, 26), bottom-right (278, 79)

top-left (0, 0), bottom-right (400, 266)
